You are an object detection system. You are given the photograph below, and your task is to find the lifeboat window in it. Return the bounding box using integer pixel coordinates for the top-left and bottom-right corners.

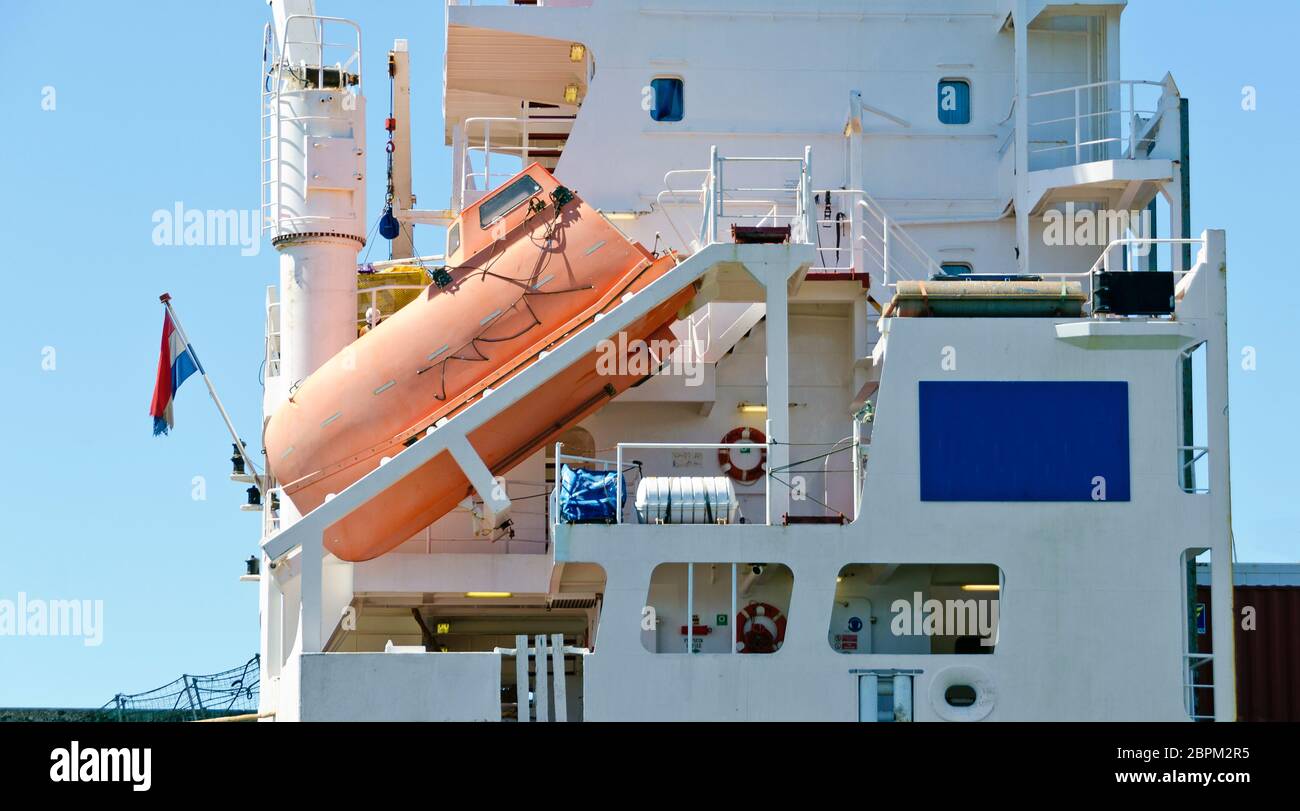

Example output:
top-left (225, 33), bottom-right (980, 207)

top-left (940, 262), bottom-right (973, 276)
top-left (447, 222), bottom-right (460, 255)
top-left (478, 175), bottom-right (543, 229)
top-left (649, 77), bottom-right (684, 122)
top-left (938, 79), bottom-right (971, 125)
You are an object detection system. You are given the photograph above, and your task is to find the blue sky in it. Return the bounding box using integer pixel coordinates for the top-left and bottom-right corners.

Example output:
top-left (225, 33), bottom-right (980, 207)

top-left (0, 1), bottom-right (1296, 707)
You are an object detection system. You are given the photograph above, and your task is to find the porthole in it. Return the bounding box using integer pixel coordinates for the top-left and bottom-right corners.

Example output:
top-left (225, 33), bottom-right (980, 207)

top-left (944, 684), bottom-right (978, 708)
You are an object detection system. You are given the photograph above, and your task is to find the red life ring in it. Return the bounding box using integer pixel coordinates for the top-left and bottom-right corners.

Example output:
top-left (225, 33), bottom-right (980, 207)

top-left (736, 601), bottom-right (787, 653)
top-left (719, 426), bottom-right (766, 485)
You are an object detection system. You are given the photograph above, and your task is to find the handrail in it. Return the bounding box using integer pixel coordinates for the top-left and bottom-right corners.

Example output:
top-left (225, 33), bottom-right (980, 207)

top-left (458, 115), bottom-right (575, 207)
top-left (615, 442), bottom-right (771, 526)
top-left (1026, 78), bottom-right (1176, 167)
top-left (261, 15), bottom-right (363, 235)
top-left (1087, 237), bottom-right (1205, 276)
top-left (697, 146), bottom-right (814, 247)
top-left (1184, 652), bottom-right (1216, 721)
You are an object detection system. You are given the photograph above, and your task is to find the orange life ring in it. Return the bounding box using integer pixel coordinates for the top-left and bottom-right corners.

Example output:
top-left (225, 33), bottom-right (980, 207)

top-left (719, 426), bottom-right (766, 485)
top-left (736, 601), bottom-right (787, 653)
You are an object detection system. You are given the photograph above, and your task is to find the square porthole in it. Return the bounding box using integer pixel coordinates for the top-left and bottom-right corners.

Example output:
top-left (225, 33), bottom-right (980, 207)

top-left (649, 77), bottom-right (684, 122)
top-left (938, 79), bottom-right (971, 125)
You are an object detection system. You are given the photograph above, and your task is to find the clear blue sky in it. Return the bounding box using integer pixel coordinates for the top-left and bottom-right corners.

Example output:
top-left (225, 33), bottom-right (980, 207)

top-left (0, 1), bottom-right (1295, 707)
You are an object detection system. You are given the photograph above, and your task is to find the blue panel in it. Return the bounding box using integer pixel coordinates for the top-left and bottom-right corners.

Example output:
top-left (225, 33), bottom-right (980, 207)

top-left (937, 79), bottom-right (970, 125)
top-left (650, 77), bottom-right (684, 122)
top-left (919, 381), bottom-right (1130, 501)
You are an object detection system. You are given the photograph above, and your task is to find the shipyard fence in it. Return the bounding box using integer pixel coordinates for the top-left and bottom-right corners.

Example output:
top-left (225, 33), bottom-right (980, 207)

top-left (100, 654), bottom-right (260, 722)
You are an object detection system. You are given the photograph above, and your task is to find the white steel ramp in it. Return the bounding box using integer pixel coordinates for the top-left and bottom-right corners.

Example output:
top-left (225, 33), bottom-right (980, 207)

top-left (263, 240), bottom-right (815, 652)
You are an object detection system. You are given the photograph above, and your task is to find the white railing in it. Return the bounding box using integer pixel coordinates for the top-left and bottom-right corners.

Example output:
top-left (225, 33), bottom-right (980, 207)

top-left (804, 189), bottom-right (943, 289)
top-left (1178, 445), bottom-right (1211, 495)
top-left (1087, 237), bottom-right (1204, 277)
top-left (1025, 236), bottom-right (1207, 314)
top-left (553, 433), bottom-right (866, 528)
top-left (262, 486), bottom-right (283, 539)
top-left (699, 146), bottom-right (815, 247)
top-left (457, 115), bottom-right (574, 208)
top-left (654, 170), bottom-right (942, 294)
top-left (616, 442), bottom-right (771, 525)
top-left (1027, 78), bottom-right (1177, 170)
top-left (1184, 652), bottom-right (1216, 721)
top-left (260, 15), bottom-right (364, 234)
top-left (264, 287), bottom-right (281, 379)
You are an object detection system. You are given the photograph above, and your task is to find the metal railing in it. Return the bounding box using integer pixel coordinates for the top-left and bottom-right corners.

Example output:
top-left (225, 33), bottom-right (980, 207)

top-left (803, 189), bottom-right (944, 289)
top-left (699, 146), bottom-right (815, 247)
top-left (1178, 445), bottom-right (1210, 495)
top-left (1024, 236), bottom-right (1208, 314)
top-left (1184, 652), bottom-right (1216, 721)
top-left (260, 15), bottom-right (364, 234)
top-left (615, 442), bottom-right (770, 525)
top-left (457, 115), bottom-right (575, 208)
top-left (264, 287), bottom-right (281, 378)
top-left (1086, 237), bottom-right (1204, 277)
top-left (1027, 79), bottom-right (1176, 169)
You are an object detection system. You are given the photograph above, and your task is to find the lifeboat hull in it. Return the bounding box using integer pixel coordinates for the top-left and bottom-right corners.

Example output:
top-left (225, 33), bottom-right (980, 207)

top-left (265, 165), bottom-right (694, 561)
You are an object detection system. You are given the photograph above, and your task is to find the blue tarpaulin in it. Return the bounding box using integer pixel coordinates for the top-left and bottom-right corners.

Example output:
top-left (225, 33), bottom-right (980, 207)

top-left (556, 464), bottom-right (626, 523)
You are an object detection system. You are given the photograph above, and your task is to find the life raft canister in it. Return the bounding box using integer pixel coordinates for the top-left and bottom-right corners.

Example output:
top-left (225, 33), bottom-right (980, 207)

top-left (736, 601), bottom-right (787, 653)
top-left (718, 426), bottom-right (766, 485)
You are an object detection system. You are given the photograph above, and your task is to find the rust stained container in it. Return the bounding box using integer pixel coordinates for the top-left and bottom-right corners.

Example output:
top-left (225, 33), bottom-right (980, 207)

top-left (1233, 586), bottom-right (1300, 721)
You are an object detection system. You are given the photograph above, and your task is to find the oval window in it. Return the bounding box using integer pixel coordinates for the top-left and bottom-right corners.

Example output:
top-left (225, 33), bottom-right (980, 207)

top-left (944, 684), bottom-right (978, 708)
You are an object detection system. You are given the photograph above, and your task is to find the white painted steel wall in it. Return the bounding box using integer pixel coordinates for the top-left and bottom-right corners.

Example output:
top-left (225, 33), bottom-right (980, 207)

top-left (293, 652), bottom-right (502, 721)
top-left (562, 232), bottom-right (1233, 721)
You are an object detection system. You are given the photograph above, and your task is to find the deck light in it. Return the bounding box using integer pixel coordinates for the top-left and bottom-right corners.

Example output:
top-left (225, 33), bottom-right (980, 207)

top-left (466, 592), bottom-right (512, 599)
top-left (738, 402), bottom-right (767, 414)
top-left (961, 584), bottom-right (1000, 592)
top-left (563, 83), bottom-right (580, 104)
top-left (569, 43), bottom-right (585, 62)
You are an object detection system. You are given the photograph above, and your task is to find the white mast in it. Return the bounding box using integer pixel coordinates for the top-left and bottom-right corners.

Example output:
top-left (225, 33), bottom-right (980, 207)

top-left (263, 0), bottom-right (367, 394)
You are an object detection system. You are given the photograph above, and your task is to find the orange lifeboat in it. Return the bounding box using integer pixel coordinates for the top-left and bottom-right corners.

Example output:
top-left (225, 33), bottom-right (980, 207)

top-left (265, 165), bottom-right (696, 561)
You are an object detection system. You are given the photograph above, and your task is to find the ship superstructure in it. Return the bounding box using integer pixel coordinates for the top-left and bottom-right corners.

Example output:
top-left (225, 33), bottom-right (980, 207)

top-left (253, 0), bottom-right (1235, 722)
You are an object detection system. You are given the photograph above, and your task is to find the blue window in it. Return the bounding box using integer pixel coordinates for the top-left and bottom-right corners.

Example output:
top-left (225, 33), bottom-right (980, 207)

top-left (650, 77), bottom-right (684, 122)
top-left (940, 262), bottom-right (973, 276)
top-left (938, 79), bottom-right (971, 125)
top-left (918, 381), bottom-right (1131, 501)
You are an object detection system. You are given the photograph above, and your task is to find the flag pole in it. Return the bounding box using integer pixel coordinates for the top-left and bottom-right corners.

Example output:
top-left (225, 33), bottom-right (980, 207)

top-left (159, 293), bottom-right (262, 488)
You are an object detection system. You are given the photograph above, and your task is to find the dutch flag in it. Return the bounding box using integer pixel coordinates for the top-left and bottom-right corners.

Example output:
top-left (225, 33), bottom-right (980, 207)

top-left (149, 310), bottom-right (199, 435)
